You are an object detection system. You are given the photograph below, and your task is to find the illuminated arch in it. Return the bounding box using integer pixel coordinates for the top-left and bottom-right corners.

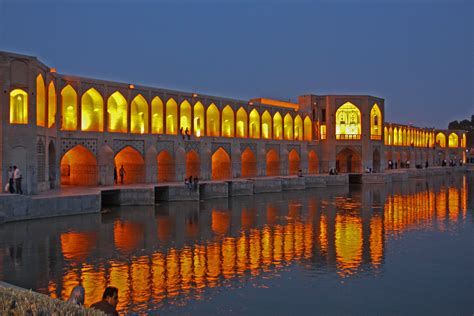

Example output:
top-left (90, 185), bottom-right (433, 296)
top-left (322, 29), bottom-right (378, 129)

top-left (212, 147), bottom-right (231, 180)
top-left (384, 127), bottom-right (389, 145)
top-left (308, 150), bottom-right (318, 174)
top-left (436, 133), bottom-right (446, 148)
top-left (370, 104), bottom-right (382, 140)
top-left (283, 113), bottom-right (293, 140)
top-left (393, 128), bottom-right (398, 146)
top-left (402, 129), bottom-right (407, 146)
top-left (165, 99), bottom-right (178, 135)
top-left (36, 74), bottom-right (46, 126)
top-left (288, 149), bottom-right (300, 175)
top-left (221, 105), bottom-right (234, 137)
top-left (180, 100), bottom-right (192, 133)
top-left (249, 109), bottom-right (260, 139)
top-left (151, 96), bottom-right (163, 134)
top-left (10, 89), bottom-right (28, 124)
top-left (388, 127), bottom-right (393, 145)
top-left (236, 107), bottom-right (248, 138)
top-left (294, 115), bottom-right (303, 141)
top-left (207, 103), bottom-right (220, 137)
top-left (186, 150), bottom-right (200, 178)
top-left (336, 147), bottom-right (361, 173)
top-left (448, 133), bottom-right (458, 148)
top-left (48, 81), bottom-right (56, 128)
top-left (193, 101), bottom-right (204, 137)
top-left (266, 149), bottom-right (280, 176)
top-left (273, 112), bottom-right (283, 140)
top-left (241, 147), bottom-right (257, 177)
top-left (304, 116), bottom-right (312, 141)
top-left (115, 146), bottom-right (145, 184)
top-left (61, 85), bottom-right (77, 130)
top-left (130, 94), bottom-right (148, 134)
top-left (81, 88), bottom-right (103, 132)
top-left (461, 133), bottom-right (466, 147)
top-left (60, 145), bottom-right (97, 186)
top-left (335, 102), bottom-right (361, 140)
top-left (107, 91), bottom-right (128, 133)
top-left (261, 111), bottom-right (272, 139)
top-left (157, 150), bottom-right (175, 182)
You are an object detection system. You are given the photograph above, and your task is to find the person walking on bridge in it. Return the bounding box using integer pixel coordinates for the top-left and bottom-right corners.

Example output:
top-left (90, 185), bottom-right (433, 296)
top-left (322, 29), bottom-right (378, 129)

top-left (119, 165), bottom-right (126, 184)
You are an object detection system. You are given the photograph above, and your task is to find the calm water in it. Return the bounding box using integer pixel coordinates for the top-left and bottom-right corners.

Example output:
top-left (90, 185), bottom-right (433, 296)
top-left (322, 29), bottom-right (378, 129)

top-left (0, 174), bottom-right (473, 315)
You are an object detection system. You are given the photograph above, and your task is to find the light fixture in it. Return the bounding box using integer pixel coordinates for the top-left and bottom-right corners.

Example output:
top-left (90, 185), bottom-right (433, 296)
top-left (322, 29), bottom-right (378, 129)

top-left (129, 84), bottom-right (135, 89)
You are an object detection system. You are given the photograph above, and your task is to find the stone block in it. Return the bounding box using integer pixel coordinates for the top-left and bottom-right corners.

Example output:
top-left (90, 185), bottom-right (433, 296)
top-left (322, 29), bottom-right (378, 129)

top-left (304, 175), bottom-right (327, 188)
top-left (155, 185), bottom-right (199, 201)
top-left (323, 174), bottom-right (349, 186)
top-left (280, 176), bottom-right (306, 190)
top-left (199, 182), bottom-right (229, 199)
top-left (252, 178), bottom-right (282, 193)
top-left (227, 180), bottom-right (253, 196)
top-left (360, 173), bottom-right (392, 184)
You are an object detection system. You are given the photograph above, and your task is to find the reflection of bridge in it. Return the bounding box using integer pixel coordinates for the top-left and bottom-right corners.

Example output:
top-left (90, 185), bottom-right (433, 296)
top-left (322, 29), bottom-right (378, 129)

top-left (0, 175), bottom-right (469, 313)
top-left (0, 51), bottom-right (467, 194)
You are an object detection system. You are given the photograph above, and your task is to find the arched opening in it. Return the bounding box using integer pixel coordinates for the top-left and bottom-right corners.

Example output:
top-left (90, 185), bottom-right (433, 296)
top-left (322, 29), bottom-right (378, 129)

top-left (261, 110), bottom-right (272, 139)
top-left (402, 129), bottom-right (407, 146)
top-left (336, 147), bottom-right (361, 173)
top-left (157, 150), bottom-right (175, 182)
top-left (10, 89), bottom-right (28, 124)
top-left (249, 109), bottom-right (260, 139)
top-left (207, 103), bottom-right (220, 137)
top-left (194, 101), bottom-right (205, 137)
top-left (221, 105), bottom-right (234, 137)
top-left (304, 116), bottom-right (312, 141)
top-left (60, 145), bottom-right (97, 186)
top-left (399, 128), bottom-right (403, 146)
top-left (180, 100), bottom-right (192, 133)
top-left (448, 133), bottom-right (458, 148)
top-left (151, 96), bottom-right (163, 134)
top-left (384, 127), bottom-right (389, 145)
top-left (266, 149), bottom-right (280, 176)
top-left (284, 113), bottom-right (293, 140)
top-left (107, 91), bottom-right (128, 133)
top-left (81, 88), bottom-right (104, 132)
top-left (241, 147), bottom-right (257, 177)
top-left (370, 104), bottom-right (382, 140)
top-left (236, 107), bottom-right (248, 138)
top-left (212, 148), bottom-right (231, 180)
top-left (37, 140), bottom-right (45, 183)
top-left (335, 102), bottom-right (361, 140)
top-left (114, 146), bottom-right (145, 184)
top-left (36, 74), bottom-right (46, 126)
top-left (130, 94), bottom-right (148, 134)
top-left (166, 98), bottom-right (178, 135)
top-left (461, 133), bottom-right (466, 147)
top-left (273, 112), bottom-right (283, 140)
top-left (373, 149), bottom-right (381, 172)
top-left (436, 133), bottom-right (446, 148)
top-left (294, 115), bottom-right (303, 141)
top-left (185, 150), bottom-right (200, 178)
top-left (48, 81), bottom-right (56, 128)
top-left (48, 141), bottom-right (56, 188)
top-left (288, 149), bottom-right (300, 175)
top-left (393, 128), bottom-right (398, 146)
top-left (61, 85), bottom-right (77, 130)
top-left (308, 150), bottom-right (318, 174)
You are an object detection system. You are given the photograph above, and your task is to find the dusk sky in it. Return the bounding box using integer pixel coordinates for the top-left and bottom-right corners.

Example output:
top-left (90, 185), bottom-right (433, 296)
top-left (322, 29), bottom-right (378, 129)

top-left (0, 0), bottom-right (472, 128)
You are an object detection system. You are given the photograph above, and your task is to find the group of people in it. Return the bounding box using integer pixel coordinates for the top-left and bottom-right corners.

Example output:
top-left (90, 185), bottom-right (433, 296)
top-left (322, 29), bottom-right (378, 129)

top-left (67, 285), bottom-right (119, 315)
top-left (113, 165), bottom-right (126, 184)
top-left (5, 165), bottom-right (22, 194)
top-left (184, 176), bottom-right (199, 191)
top-left (388, 160), bottom-right (411, 169)
top-left (328, 168), bottom-right (338, 175)
top-left (179, 127), bottom-right (191, 140)
top-left (442, 159), bottom-right (463, 167)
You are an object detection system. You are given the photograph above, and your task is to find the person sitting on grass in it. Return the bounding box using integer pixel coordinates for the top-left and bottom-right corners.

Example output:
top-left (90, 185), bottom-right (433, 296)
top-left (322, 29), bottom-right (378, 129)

top-left (90, 287), bottom-right (119, 316)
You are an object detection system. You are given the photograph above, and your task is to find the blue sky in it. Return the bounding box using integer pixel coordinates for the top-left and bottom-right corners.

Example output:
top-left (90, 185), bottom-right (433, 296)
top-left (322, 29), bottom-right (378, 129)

top-left (0, 0), bottom-right (472, 128)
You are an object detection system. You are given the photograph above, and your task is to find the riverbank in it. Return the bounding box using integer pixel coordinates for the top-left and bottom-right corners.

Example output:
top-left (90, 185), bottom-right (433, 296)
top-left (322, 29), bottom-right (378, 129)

top-left (0, 166), bottom-right (468, 223)
top-left (0, 281), bottom-right (104, 315)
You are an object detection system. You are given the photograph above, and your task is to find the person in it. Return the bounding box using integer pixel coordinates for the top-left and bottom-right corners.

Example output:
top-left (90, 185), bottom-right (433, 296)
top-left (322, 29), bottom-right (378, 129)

top-left (119, 165), bottom-right (125, 184)
top-left (185, 127), bottom-right (190, 140)
top-left (113, 166), bottom-right (118, 185)
top-left (179, 127), bottom-right (184, 139)
top-left (184, 178), bottom-right (189, 189)
top-left (298, 169), bottom-right (303, 177)
top-left (329, 168), bottom-right (334, 175)
top-left (67, 285), bottom-right (85, 306)
top-left (425, 161), bottom-right (428, 169)
top-left (388, 160), bottom-right (393, 169)
top-left (394, 161), bottom-right (397, 169)
top-left (406, 160), bottom-right (410, 168)
top-left (8, 166), bottom-right (15, 193)
top-left (13, 166), bottom-right (22, 194)
top-left (91, 287), bottom-right (119, 316)
top-left (193, 176), bottom-right (199, 192)
top-left (189, 176), bottom-right (193, 189)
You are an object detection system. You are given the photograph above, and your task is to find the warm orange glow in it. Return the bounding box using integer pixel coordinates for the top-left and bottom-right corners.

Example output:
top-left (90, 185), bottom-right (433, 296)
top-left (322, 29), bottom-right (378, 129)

top-left (252, 98), bottom-right (299, 110)
top-left (288, 149), bottom-right (300, 175)
top-left (50, 68), bottom-right (57, 73)
top-left (241, 147), bottom-right (257, 177)
top-left (221, 105), bottom-right (234, 137)
top-left (335, 102), bottom-right (361, 140)
top-left (60, 231), bottom-right (97, 261)
top-left (266, 149), bottom-right (280, 176)
top-left (249, 109), bottom-right (260, 139)
top-left (294, 115), bottom-right (303, 141)
top-left (261, 110), bottom-right (272, 139)
top-left (212, 147), bottom-right (231, 180)
top-left (320, 124), bottom-right (327, 140)
top-left (336, 147), bottom-right (361, 173)
top-left (370, 216), bottom-right (383, 267)
top-left (186, 150), bottom-right (200, 178)
top-left (308, 150), bottom-right (318, 174)
top-left (81, 88), bottom-right (104, 132)
top-left (130, 94), bottom-right (148, 134)
top-left (81, 264), bottom-right (106, 307)
top-left (114, 220), bottom-right (144, 255)
top-left (370, 104), bottom-right (382, 140)
top-left (335, 215), bottom-right (363, 276)
top-left (115, 146), bottom-right (145, 184)
top-left (207, 103), bottom-right (220, 137)
top-left (304, 116), bottom-right (312, 141)
top-left (273, 112), bottom-right (283, 140)
top-left (284, 113), bottom-right (293, 140)
top-left (236, 107), bottom-right (248, 138)
top-left (157, 150), bottom-right (175, 182)
top-left (448, 133), bottom-right (458, 148)
top-left (151, 96), bottom-right (163, 134)
top-left (107, 91), bottom-right (128, 133)
top-left (212, 209), bottom-right (230, 235)
top-left (436, 132), bottom-right (446, 148)
top-left (61, 85), bottom-right (77, 130)
top-left (48, 81), bottom-right (56, 128)
top-left (60, 145), bottom-right (97, 186)
top-left (194, 101), bottom-right (204, 137)
top-left (36, 74), bottom-right (46, 126)
top-left (10, 89), bottom-right (28, 124)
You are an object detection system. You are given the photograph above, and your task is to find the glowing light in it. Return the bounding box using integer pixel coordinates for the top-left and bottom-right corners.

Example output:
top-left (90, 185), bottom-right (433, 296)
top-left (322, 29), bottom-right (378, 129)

top-left (10, 89), bottom-right (28, 124)
top-left (335, 102), bottom-right (361, 140)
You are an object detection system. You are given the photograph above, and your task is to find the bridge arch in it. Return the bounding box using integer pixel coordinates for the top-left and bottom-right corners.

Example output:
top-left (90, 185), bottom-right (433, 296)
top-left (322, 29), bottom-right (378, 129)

top-left (36, 74), bottom-right (46, 126)
top-left (236, 107), bottom-right (248, 138)
top-left (212, 147), bottom-right (231, 180)
top-left (107, 91), bottom-right (127, 133)
top-left (436, 132), bottom-right (446, 148)
top-left (288, 149), bottom-right (300, 175)
top-left (115, 146), bottom-right (145, 184)
top-left (266, 149), bottom-right (280, 176)
top-left (60, 145), bottom-right (97, 186)
top-left (186, 150), bottom-right (200, 178)
top-left (241, 147), bottom-right (257, 178)
top-left (308, 150), bottom-right (319, 174)
top-left (81, 88), bottom-right (104, 132)
top-left (157, 150), bottom-right (175, 182)
top-left (336, 147), bottom-right (361, 173)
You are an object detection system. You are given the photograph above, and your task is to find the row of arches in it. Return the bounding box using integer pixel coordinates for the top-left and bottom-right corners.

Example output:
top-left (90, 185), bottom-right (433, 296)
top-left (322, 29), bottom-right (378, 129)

top-left (384, 126), bottom-right (464, 149)
top-left (335, 103), bottom-right (382, 140)
top-left (60, 145), bottom-right (320, 186)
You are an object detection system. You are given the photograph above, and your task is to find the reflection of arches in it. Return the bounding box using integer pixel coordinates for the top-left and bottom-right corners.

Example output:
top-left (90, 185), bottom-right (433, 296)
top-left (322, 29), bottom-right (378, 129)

top-left (336, 147), bottom-right (361, 173)
top-left (266, 149), bottom-right (280, 176)
top-left (308, 150), bottom-right (318, 174)
top-left (373, 149), bottom-right (381, 172)
top-left (36, 74), bottom-right (46, 126)
top-left (221, 105), bottom-right (234, 137)
top-left (212, 148), bottom-right (231, 180)
top-left (186, 150), bottom-right (200, 178)
top-left (241, 147), bottom-right (257, 177)
top-left (236, 107), bottom-right (248, 138)
top-left (114, 146), bottom-right (145, 184)
top-left (157, 150), bottom-right (175, 182)
top-left (61, 145), bottom-right (97, 186)
top-left (207, 103), bottom-right (220, 137)
top-left (48, 141), bottom-right (56, 188)
top-left (107, 91), bottom-right (127, 133)
top-left (288, 149), bottom-right (300, 175)
top-left (81, 88), bottom-right (104, 132)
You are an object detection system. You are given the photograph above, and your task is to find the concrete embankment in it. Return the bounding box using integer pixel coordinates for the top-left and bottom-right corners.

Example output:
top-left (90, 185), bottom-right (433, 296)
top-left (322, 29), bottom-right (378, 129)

top-left (0, 166), bottom-right (468, 223)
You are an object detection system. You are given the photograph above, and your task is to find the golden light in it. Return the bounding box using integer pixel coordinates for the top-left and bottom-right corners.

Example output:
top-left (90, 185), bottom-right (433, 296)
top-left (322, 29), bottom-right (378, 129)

top-left (10, 89), bottom-right (28, 124)
top-left (335, 102), bottom-right (361, 140)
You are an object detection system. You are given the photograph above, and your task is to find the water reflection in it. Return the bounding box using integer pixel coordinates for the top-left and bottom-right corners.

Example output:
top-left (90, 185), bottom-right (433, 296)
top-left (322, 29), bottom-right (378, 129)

top-left (0, 174), bottom-right (471, 314)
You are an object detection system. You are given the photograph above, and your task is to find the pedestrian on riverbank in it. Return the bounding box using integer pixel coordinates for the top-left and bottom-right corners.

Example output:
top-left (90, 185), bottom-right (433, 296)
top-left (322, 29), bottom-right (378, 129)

top-left (91, 287), bottom-right (119, 316)
top-left (193, 177), bottom-right (199, 191)
top-left (119, 165), bottom-right (125, 184)
top-left (113, 166), bottom-right (118, 184)
top-left (67, 285), bottom-right (85, 306)
top-left (13, 166), bottom-right (22, 194)
top-left (8, 166), bottom-right (15, 193)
